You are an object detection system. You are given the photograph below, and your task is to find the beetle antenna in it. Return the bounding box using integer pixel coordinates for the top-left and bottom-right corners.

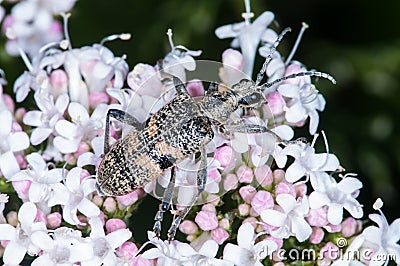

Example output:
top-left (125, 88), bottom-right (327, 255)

top-left (255, 27), bottom-right (291, 86)
top-left (261, 70), bottom-right (336, 89)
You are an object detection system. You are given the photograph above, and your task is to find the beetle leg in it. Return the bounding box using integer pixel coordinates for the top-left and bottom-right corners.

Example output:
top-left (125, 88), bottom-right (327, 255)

top-left (153, 167), bottom-right (176, 238)
top-left (223, 124), bottom-right (289, 145)
top-left (104, 109), bottom-right (144, 154)
top-left (167, 147), bottom-right (207, 241)
top-left (172, 76), bottom-right (189, 95)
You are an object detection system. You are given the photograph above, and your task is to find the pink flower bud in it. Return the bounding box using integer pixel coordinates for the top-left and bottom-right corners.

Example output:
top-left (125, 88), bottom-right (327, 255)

top-left (295, 183), bottom-right (307, 198)
top-left (106, 218), bottom-right (126, 233)
top-left (238, 203), bottom-right (250, 216)
top-left (89, 91), bottom-right (109, 108)
top-left (80, 168), bottom-right (91, 182)
top-left (206, 194), bottom-right (220, 206)
top-left (47, 212), bottom-right (62, 229)
top-left (275, 181), bottom-right (296, 197)
top-left (92, 195), bottom-right (104, 207)
top-left (207, 169), bottom-right (221, 183)
top-left (50, 69), bottom-right (68, 95)
top-left (2, 15), bottom-right (14, 34)
top-left (236, 165), bottom-right (253, 183)
top-left (1, 240), bottom-right (9, 248)
top-left (251, 190), bottom-right (274, 215)
top-left (214, 145), bottom-right (234, 168)
top-left (310, 227), bottom-right (324, 244)
top-left (14, 108), bottom-right (26, 122)
top-left (103, 197), bottom-right (117, 213)
top-left (15, 154), bottom-right (27, 169)
top-left (307, 207), bottom-right (328, 227)
top-left (211, 227), bottom-right (229, 245)
top-left (320, 242), bottom-right (340, 260)
top-left (186, 79), bottom-right (205, 97)
top-left (179, 220), bottom-right (198, 235)
top-left (266, 91), bottom-right (285, 116)
top-left (223, 173), bottom-right (238, 191)
top-left (11, 121), bottom-right (22, 132)
top-left (201, 203), bottom-right (216, 213)
top-left (116, 189), bottom-right (144, 208)
top-left (242, 217), bottom-right (257, 228)
top-left (74, 142), bottom-right (91, 158)
top-left (273, 169), bottom-right (285, 183)
top-left (341, 217), bottom-right (358, 237)
top-left (6, 211), bottom-right (18, 227)
top-left (222, 49), bottom-right (244, 71)
top-left (273, 263), bottom-right (285, 266)
top-left (98, 211), bottom-right (106, 225)
top-left (219, 218), bottom-right (230, 230)
top-left (283, 63), bottom-right (306, 86)
top-left (195, 210), bottom-right (218, 231)
top-left (116, 241), bottom-right (138, 261)
top-left (266, 236), bottom-right (283, 250)
top-left (239, 185), bottom-right (257, 203)
top-left (324, 223), bottom-right (342, 233)
top-left (254, 165), bottom-right (273, 188)
top-left (127, 63), bottom-right (162, 97)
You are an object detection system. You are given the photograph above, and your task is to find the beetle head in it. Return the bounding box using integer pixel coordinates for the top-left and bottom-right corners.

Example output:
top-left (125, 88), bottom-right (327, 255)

top-left (232, 78), bottom-right (266, 108)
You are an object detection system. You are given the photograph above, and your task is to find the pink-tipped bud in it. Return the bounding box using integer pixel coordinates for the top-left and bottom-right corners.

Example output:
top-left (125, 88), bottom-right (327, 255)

top-left (283, 63), bottom-right (306, 86)
top-left (236, 165), bottom-right (253, 184)
top-left (275, 181), bottom-right (296, 197)
top-left (239, 185), bottom-right (257, 203)
top-left (254, 165), bottom-right (273, 188)
top-left (89, 91), bottom-right (109, 108)
top-left (14, 108), bottom-right (26, 122)
top-left (47, 212), bottom-right (62, 229)
top-left (251, 190), bottom-right (274, 215)
top-left (116, 241), bottom-right (138, 260)
top-left (195, 210), bottom-right (218, 231)
top-left (3, 94), bottom-right (15, 112)
top-left (266, 91), bottom-right (286, 116)
top-left (50, 69), bottom-right (68, 95)
top-left (35, 208), bottom-right (47, 224)
top-left (12, 180), bottom-right (31, 199)
top-left (211, 227), bottom-right (229, 245)
top-left (179, 220), bottom-right (198, 235)
top-left (214, 145), bottom-right (234, 168)
top-left (186, 79), bottom-right (205, 97)
top-left (103, 197), bottom-right (117, 213)
top-left (341, 217), bottom-right (358, 238)
top-left (201, 203), bottom-right (216, 213)
top-left (320, 242), bottom-right (340, 260)
top-left (6, 211), bottom-right (18, 227)
top-left (295, 183), bottom-right (307, 198)
top-left (207, 169), bottom-right (221, 183)
top-left (238, 203), bottom-right (250, 216)
top-left (242, 217), bottom-right (257, 228)
top-left (206, 194), bottom-right (220, 206)
top-left (310, 227), bottom-right (324, 244)
top-left (222, 49), bottom-right (244, 71)
top-left (116, 189), bottom-right (143, 208)
top-left (106, 218), bottom-right (126, 234)
top-left (273, 169), bottom-right (286, 183)
top-left (307, 207), bottom-right (328, 227)
top-left (223, 173), bottom-right (238, 191)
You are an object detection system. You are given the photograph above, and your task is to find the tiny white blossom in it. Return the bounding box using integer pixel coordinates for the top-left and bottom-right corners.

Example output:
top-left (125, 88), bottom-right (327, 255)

top-left (261, 194), bottom-right (312, 242)
top-left (0, 109), bottom-right (30, 179)
top-left (23, 91), bottom-right (69, 145)
top-left (0, 202), bottom-right (47, 265)
top-left (0, 193), bottom-right (9, 223)
top-left (141, 231), bottom-right (183, 265)
top-left (309, 173), bottom-right (363, 225)
top-left (54, 102), bottom-right (107, 153)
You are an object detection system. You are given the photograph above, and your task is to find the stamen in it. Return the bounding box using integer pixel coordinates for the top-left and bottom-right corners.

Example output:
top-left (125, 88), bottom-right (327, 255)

top-left (373, 198), bottom-right (384, 211)
top-left (262, 70), bottom-right (336, 89)
top-left (255, 27), bottom-right (291, 86)
top-left (242, 0), bottom-right (254, 25)
top-left (167, 29), bottom-right (175, 52)
top-left (310, 133), bottom-right (319, 148)
top-left (100, 33), bottom-right (131, 46)
top-left (61, 13), bottom-right (72, 50)
top-left (18, 47), bottom-right (33, 72)
top-left (285, 22), bottom-right (309, 65)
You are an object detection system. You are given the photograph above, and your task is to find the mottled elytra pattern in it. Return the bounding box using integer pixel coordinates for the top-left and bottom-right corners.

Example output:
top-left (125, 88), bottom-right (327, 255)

top-left (96, 93), bottom-right (214, 196)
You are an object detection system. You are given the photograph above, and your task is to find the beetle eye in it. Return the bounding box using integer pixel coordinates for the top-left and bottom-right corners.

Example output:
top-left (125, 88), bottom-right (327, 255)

top-left (239, 93), bottom-right (264, 107)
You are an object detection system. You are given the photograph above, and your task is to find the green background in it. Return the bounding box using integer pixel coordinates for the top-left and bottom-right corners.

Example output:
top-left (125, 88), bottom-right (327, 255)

top-left (1, 0), bottom-right (399, 242)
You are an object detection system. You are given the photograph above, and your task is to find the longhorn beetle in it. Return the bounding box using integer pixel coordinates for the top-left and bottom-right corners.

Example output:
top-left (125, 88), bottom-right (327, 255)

top-left (96, 28), bottom-right (336, 240)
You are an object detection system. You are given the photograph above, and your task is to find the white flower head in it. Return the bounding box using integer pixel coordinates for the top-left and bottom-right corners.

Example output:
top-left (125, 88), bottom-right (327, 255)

top-left (141, 231), bottom-right (183, 265)
top-left (309, 172), bottom-right (363, 225)
top-left (0, 109), bottom-right (30, 180)
top-left (223, 222), bottom-right (278, 265)
top-left (0, 202), bottom-right (47, 265)
top-left (261, 194), bottom-right (312, 242)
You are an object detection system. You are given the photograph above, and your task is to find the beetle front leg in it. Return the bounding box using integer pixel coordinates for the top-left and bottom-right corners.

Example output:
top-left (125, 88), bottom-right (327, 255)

top-left (223, 124), bottom-right (288, 145)
top-left (153, 167), bottom-right (176, 238)
top-left (104, 109), bottom-right (144, 154)
top-left (167, 147), bottom-right (207, 241)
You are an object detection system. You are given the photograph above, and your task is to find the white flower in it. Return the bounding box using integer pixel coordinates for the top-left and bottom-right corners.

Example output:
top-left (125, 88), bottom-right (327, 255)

top-left (77, 136), bottom-right (104, 168)
top-left (0, 193), bottom-right (9, 223)
top-left (141, 231), bottom-right (183, 265)
top-left (177, 239), bottom-right (232, 266)
top-left (0, 202), bottom-right (47, 265)
top-left (280, 141), bottom-right (340, 183)
top-left (223, 222), bottom-right (277, 265)
top-left (54, 102), bottom-right (107, 153)
top-left (261, 194), bottom-right (312, 242)
top-left (83, 217), bottom-right (132, 265)
top-left (127, 63), bottom-right (163, 97)
top-left (158, 29), bottom-right (202, 82)
top-left (309, 173), bottom-right (363, 225)
top-left (215, 8), bottom-right (276, 77)
top-left (10, 152), bottom-right (64, 205)
top-left (0, 110), bottom-right (30, 180)
top-left (23, 91), bottom-right (69, 145)
top-left (31, 227), bottom-right (94, 266)
top-left (52, 167), bottom-right (100, 225)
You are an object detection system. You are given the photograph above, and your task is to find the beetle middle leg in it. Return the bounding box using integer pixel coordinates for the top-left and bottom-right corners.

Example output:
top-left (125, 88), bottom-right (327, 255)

top-left (153, 167), bottom-right (176, 238)
top-left (167, 146), bottom-right (207, 241)
top-left (223, 124), bottom-right (288, 145)
top-left (104, 109), bottom-right (144, 154)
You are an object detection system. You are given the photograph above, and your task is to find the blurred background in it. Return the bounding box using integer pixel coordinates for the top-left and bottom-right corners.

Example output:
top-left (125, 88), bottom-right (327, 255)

top-left (1, 0), bottom-right (399, 236)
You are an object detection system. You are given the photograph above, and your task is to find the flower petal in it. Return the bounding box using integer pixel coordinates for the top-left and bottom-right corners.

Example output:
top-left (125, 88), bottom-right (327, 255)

top-left (3, 241), bottom-right (28, 265)
top-left (338, 177), bottom-right (363, 194)
top-left (77, 198), bottom-right (100, 218)
top-left (198, 240), bottom-right (218, 258)
top-left (68, 102), bottom-right (89, 122)
top-left (9, 132), bottom-right (30, 152)
top-left (291, 216), bottom-right (312, 242)
top-left (327, 203), bottom-right (343, 225)
top-left (276, 194), bottom-right (297, 213)
top-left (223, 243), bottom-right (251, 265)
top-left (261, 209), bottom-right (286, 227)
top-left (66, 167), bottom-right (81, 192)
top-left (18, 202), bottom-right (37, 227)
top-left (237, 222), bottom-right (254, 250)
top-left (23, 110), bottom-right (43, 127)
top-left (31, 127), bottom-right (53, 145)
top-left (285, 162), bottom-right (306, 183)
top-left (31, 231), bottom-right (54, 250)
top-left (0, 151), bottom-right (20, 180)
top-left (0, 110), bottom-right (11, 136)
top-left (0, 224), bottom-right (17, 241)
top-left (309, 191), bottom-right (330, 209)
top-left (105, 228), bottom-right (132, 249)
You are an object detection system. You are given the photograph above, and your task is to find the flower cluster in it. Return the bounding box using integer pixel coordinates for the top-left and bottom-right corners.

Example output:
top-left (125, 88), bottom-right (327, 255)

top-left (0, 0), bottom-right (399, 265)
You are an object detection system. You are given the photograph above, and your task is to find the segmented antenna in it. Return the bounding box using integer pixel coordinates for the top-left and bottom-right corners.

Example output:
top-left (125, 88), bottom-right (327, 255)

top-left (255, 27), bottom-right (291, 86)
top-left (261, 71), bottom-right (336, 89)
